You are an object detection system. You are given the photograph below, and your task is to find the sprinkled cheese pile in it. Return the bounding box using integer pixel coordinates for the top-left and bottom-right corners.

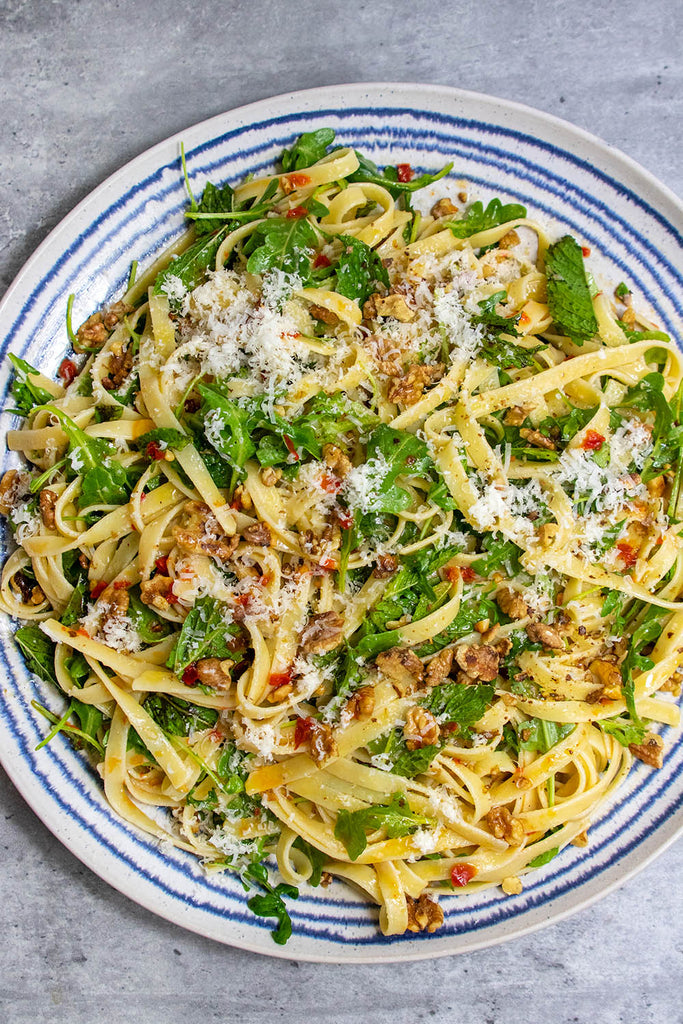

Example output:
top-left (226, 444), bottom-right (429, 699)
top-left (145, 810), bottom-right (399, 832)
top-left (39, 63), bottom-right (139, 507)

top-left (341, 454), bottom-right (392, 515)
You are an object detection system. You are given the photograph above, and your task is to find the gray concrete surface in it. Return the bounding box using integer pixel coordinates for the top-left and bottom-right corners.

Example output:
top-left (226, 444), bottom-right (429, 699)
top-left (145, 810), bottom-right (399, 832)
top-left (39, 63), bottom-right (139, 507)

top-left (1, 0), bottom-right (682, 1021)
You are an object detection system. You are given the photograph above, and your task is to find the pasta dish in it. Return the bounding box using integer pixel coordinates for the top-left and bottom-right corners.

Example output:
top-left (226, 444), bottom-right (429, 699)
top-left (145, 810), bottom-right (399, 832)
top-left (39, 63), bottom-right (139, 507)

top-left (2, 129), bottom-right (681, 943)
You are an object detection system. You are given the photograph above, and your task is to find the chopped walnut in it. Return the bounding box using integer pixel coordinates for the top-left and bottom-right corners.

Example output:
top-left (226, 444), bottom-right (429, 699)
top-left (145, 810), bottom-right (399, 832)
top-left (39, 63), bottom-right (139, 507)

top-left (0, 469), bottom-right (30, 515)
top-left (232, 484), bottom-right (253, 512)
top-left (300, 525), bottom-right (341, 561)
top-left (660, 674), bottom-right (682, 697)
top-left (300, 612), bottom-right (345, 654)
top-left (39, 489), bottom-right (58, 529)
top-left (260, 466), bottom-right (282, 487)
top-left (425, 647), bottom-right (454, 688)
top-left (572, 830), bottom-right (589, 848)
top-left (320, 871), bottom-right (333, 888)
top-left (101, 343), bottom-right (134, 391)
top-left (629, 732), bottom-right (664, 768)
top-left (646, 475), bottom-right (666, 498)
top-left (458, 190), bottom-right (468, 203)
top-left (430, 197), bottom-right (458, 219)
top-left (140, 574), bottom-right (175, 611)
top-left (25, 583), bottom-right (45, 606)
top-left (266, 682), bottom-right (294, 703)
top-left (308, 303), bottom-right (339, 326)
top-left (486, 806), bottom-right (524, 846)
top-left (322, 443), bottom-right (352, 478)
top-left (173, 502), bottom-right (238, 562)
top-left (525, 621), bottom-right (564, 650)
top-left (496, 587), bottom-right (529, 620)
top-left (76, 313), bottom-right (108, 351)
top-left (242, 521), bottom-right (272, 547)
top-left (503, 406), bottom-right (528, 427)
top-left (537, 523), bottom-right (559, 548)
top-left (406, 894), bottom-right (443, 934)
top-left (309, 720), bottom-right (338, 765)
top-left (345, 685), bottom-right (375, 719)
top-left (373, 553), bottom-right (399, 578)
top-left (364, 292), bottom-right (415, 322)
top-left (519, 428), bottom-right (555, 451)
top-left (102, 300), bottom-right (134, 329)
top-left (195, 658), bottom-right (232, 690)
top-left (387, 362), bottom-right (443, 406)
top-left (99, 583), bottom-right (129, 619)
top-left (454, 643), bottom-right (500, 682)
top-left (498, 229), bottom-right (520, 249)
top-left (621, 305), bottom-right (637, 327)
top-left (376, 647), bottom-right (424, 691)
top-left (403, 706), bottom-right (440, 750)
top-left (589, 659), bottom-right (623, 700)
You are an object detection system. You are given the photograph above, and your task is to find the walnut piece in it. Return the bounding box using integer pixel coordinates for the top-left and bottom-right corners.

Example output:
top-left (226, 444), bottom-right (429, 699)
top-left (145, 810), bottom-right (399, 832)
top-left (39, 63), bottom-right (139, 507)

top-left (406, 894), bottom-right (443, 934)
top-left (503, 406), bottom-right (528, 427)
top-left (76, 313), bottom-right (107, 351)
top-left (498, 229), bottom-right (520, 249)
top-left (425, 647), bottom-right (454, 688)
top-left (525, 621), bottom-right (564, 650)
top-left (376, 647), bottom-right (424, 691)
top-left (387, 362), bottom-right (443, 406)
top-left (345, 685), bottom-right (375, 719)
top-left (102, 342), bottom-right (134, 392)
top-left (0, 469), bottom-right (30, 515)
top-left (308, 303), bottom-right (339, 326)
top-left (260, 466), bottom-right (282, 487)
top-left (629, 732), bottom-right (664, 769)
top-left (501, 876), bottom-right (523, 896)
top-left (300, 612), bottom-right (345, 654)
top-left (99, 583), bottom-right (129, 619)
top-left (195, 658), bottom-right (232, 690)
top-left (39, 488), bottom-right (57, 529)
top-left (430, 198), bottom-right (458, 219)
top-left (519, 428), bottom-right (555, 451)
top-left (173, 502), bottom-right (238, 562)
top-left (322, 443), bottom-right (352, 478)
top-left (364, 292), bottom-right (415, 322)
top-left (486, 806), bottom-right (524, 846)
top-left (403, 706), bottom-right (440, 750)
top-left (140, 575), bottom-right (175, 611)
top-left (454, 643), bottom-right (500, 682)
top-left (242, 521), bottom-right (272, 547)
top-left (496, 587), bottom-right (529, 620)
top-left (589, 659), bottom-right (623, 700)
top-left (309, 720), bottom-right (338, 765)
top-left (373, 554), bottom-right (399, 579)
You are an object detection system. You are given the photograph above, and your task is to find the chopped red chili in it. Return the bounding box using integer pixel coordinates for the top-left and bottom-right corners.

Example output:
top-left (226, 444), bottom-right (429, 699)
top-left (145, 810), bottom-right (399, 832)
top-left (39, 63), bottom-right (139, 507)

top-left (286, 205), bottom-right (308, 220)
top-left (336, 507), bottom-right (354, 530)
top-left (113, 580), bottom-right (130, 590)
top-left (269, 670), bottom-right (292, 688)
top-left (285, 172), bottom-right (312, 188)
top-left (581, 246), bottom-right (591, 257)
top-left (283, 435), bottom-right (300, 461)
top-left (450, 863), bottom-right (476, 887)
top-left (616, 541), bottom-right (638, 567)
top-left (459, 567), bottom-right (477, 583)
top-left (320, 473), bottom-right (341, 494)
top-left (58, 358), bottom-right (78, 385)
top-left (90, 580), bottom-right (107, 600)
top-left (396, 163), bottom-right (414, 182)
top-left (294, 716), bottom-right (315, 748)
top-left (155, 556), bottom-right (169, 575)
top-left (146, 441), bottom-right (165, 461)
top-left (182, 665), bottom-right (199, 686)
top-left (581, 430), bottom-right (605, 451)
top-left (314, 252), bottom-right (331, 269)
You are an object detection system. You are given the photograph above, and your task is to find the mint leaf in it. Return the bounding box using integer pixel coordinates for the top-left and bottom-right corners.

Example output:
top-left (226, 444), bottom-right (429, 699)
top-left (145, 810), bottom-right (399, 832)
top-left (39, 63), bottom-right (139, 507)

top-left (335, 235), bottom-right (390, 306)
top-left (421, 683), bottom-right (494, 727)
top-left (280, 128), bottom-right (336, 172)
top-left (245, 217), bottom-right (318, 280)
top-left (544, 235), bottom-right (598, 343)
top-left (446, 198), bottom-right (526, 239)
top-left (334, 793), bottom-right (427, 861)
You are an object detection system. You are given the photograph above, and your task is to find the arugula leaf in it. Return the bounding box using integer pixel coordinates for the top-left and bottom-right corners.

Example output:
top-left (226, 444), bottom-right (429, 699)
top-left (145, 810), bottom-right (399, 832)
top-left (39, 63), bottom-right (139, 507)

top-left (421, 683), bottom-right (494, 727)
top-left (197, 383), bottom-right (256, 486)
top-left (528, 846), bottom-right (560, 868)
top-left (60, 573), bottom-right (88, 627)
top-left (544, 235), bottom-right (599, 343)
top-left (15, 624), bottom-right (57, 684)
top-left (136, 428), bottom-right (191, 453)
top-left (414, 595), bottom-right (500, 658)
top-left (367, 728), bottom-right (439, 777)
top-left (71, 699), bottom-right (104, 741)
top-left (128, 586), bottom-right (173, 643)
top-left (334, 235), bottom-right (390, 306)
top-left (620, 608), bottom-right (666, 724)
top-left (471, 533), bottom-right (524, 576)
top-left (334, 793), bottom-right (427, 860)
top-left (243, 864), bottom-right (298, 945)
top-left (167, 595), bottom-right (240, 675)
top-left (46, 407), bottom-right (132, 509)
top-left (280, 128), bottom-right (336, 172)
top-left (245, 217), bottom-right (318, 280)
top-left (472, 291), bottom-right (521, 337)
top-left (361, 424), bottom-right (433, 516)
top-left (591, 519), bottom-right (626, 556)
top-left (154, 227), bottom-right (229, 300)
top-left (600, 717), bottom-right (647, 747)
top-left (8, 355), bottom-right (54, 416)
top-left (517, 718), bottom-right (575, 753)
top-left (481, 335), bottom-right (543, 369)
top-left (446, 198), bottom-right (527, 239)
top-left (193, 181), bottom-right (236, 236)
top-left (144, 693), bottom-right (218, 736)
top-left (349, 153), bottom-right (452, 197)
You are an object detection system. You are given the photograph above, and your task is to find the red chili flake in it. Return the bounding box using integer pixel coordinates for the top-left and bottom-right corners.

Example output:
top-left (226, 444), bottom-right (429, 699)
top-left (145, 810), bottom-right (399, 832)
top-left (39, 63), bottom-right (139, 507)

top-left (155, 556), bottom-right (169, 575)
top-left (450, 863), bottom-right (476, 887)
top-left (283, 435), bottom-right (300, 461)
top-left (396, 163), bottom-right (414, 183)
top-left (90, 580), bottom-right (107, 600)
top-left (269, 670), bottom-right (293, 688)
top-left (58, 358), bottom-right (77, 385)
top-left (294, 716), bottom-right (315, 748)
top-left (286, 205), bottom-right (308, 220)
top-left (76, 627), bottom-right (90, 639)
top-left (616, 541), bottom-right (638, 567)
top-left (582, 246), bottom-right (591, 257)
top-left (518, 311), bottom-right (531, 326)
top-left (314, 252), bottom-right (331, 269)
top-left (318, 556), bottom-right (338, 571)
top-left (285, 172), bottom-right (312, 189)
top-left (320, 473), bottom-right (341, 494)
top-left (113, 580), bottom-right (130, 590)
top-left (442, 566), bottom-right (461, 584)
top-left (460, 567), bottom-right (477, 583)
top-left (182, 664), bottom-right (199, 686)
top-left (581, 430), bottom-right (605, 451)
top-left (209, 727), bottom-right (223, 743)
top-left (335, 507), bottom-right (354, 530)
top-left (146, 441), bottom-right (165, 461)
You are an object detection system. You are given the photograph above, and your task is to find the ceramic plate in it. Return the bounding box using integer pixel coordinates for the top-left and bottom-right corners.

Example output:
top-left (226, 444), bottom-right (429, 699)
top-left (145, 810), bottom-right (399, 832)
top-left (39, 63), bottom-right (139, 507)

top-left (1, 83), bottom-right (681, 962)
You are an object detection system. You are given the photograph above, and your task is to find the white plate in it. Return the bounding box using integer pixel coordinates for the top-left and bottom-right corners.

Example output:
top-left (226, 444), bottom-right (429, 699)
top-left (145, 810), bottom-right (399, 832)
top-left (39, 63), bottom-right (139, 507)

top-left (0, 83), bottom-right (682, 963)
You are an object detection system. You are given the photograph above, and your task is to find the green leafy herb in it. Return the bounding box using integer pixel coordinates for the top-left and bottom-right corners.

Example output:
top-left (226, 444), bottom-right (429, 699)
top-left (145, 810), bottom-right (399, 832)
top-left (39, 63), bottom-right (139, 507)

top-left (471, 533), bottom-right (524, 576)
top-left (334, 793), bottom-right (427, 861)
top-left (128, 586), bottom-right (173, 643)
top-left (446, 198), bottom-right (527, 239)
top-left (292, 836), bottom-right (328, 886)
top-left (421, 683), bottom-right (494, 727)
top-left (620, 608), bottom-right (666, 724)
top-left (280, 128), bottom-right (336, 172)
top-left (144, 693), bottom-right (218, 737)
top-left (196, 383), bottom-right (256, 487)
top-left (166, 595), bottom-right (240, 675)
top-left (517, 718), bottom-right (575, 753)
top-left (243, 863), bottom-right (298, 945)
top-left (600, 717), bottom-right (647, 747)
top-left (245, 217), bottom-right (318, 281)
top-left (334, 234), bottom-right (390, 306)
top-left (154, 227), bottom-right (230, 300)
top-left (615, 282), bottom-right (630, 299)
top-left (360, 425), bottom-right (433, 516)
top-left (136, 427), bottom-right (191, 453)
top-left (46, 407), bottom-right (132, 509)
top-left (15, 624), bottom-right (57, 684)
top-left (193, 181), bottom-right (236, 236)
top-left (7, 355), bottom-right (54, 416)
top-left (527, 846), bottom-right (560, 868)
top-left (544, 235), bottom-right (599, 343)
top-left (349, 153), bottom-right (452, 197)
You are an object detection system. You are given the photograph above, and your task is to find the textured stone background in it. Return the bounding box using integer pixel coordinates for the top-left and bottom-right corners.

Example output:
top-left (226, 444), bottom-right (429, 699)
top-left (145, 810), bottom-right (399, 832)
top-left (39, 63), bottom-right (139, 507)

top-left (1, 1), bottom-right (682, 1021)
